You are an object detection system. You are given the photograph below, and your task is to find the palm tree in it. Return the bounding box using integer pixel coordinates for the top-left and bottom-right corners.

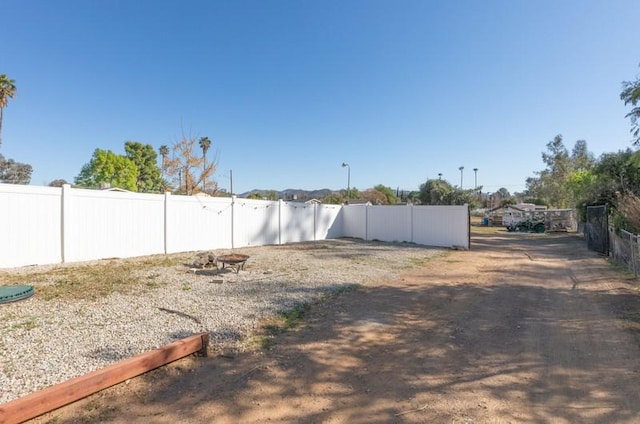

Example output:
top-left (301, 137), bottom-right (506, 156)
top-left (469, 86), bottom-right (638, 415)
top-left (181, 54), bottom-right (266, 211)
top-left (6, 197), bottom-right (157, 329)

top-left (198, 136), bottom-right (211, 190)
top-left (0, 74), bottom-right (17, 147)
top-left (159, 145), bottom-right (169, 170)
top-left (158, 145), bottom-right (170, 191)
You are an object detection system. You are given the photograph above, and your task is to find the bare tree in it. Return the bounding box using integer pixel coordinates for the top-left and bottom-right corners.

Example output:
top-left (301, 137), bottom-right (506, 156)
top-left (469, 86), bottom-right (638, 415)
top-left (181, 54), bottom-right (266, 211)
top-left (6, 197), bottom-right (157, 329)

top-left (164, 135), bottom-right (218, 195)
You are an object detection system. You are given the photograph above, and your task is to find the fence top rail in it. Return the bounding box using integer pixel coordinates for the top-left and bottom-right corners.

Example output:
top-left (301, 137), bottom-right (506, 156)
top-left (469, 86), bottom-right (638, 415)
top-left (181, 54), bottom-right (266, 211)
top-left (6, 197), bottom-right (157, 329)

top-left (620, 229), bottom-right (640, 241)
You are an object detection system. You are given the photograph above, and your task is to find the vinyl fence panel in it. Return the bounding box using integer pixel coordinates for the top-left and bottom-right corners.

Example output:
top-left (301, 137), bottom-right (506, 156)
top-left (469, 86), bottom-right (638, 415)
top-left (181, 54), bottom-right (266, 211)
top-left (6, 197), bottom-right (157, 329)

top-left (0, 184), bottom-right (62, 268)
top-left (412, 205), bottom-right (469, 248)
top-left (65, 189), bottom-right (165, 262)
top-left (367, 205), bottom-right (412, 242)
top-left (233, 198), bottom-right (280, 247)
top-left (341, 205), bottom-right (367, 240)
top-left (280, 201), bottom-right (315, 243)
top-left (315, 204), bottom-right (343, 240)
top-left (166, 195), bottom-right (232, 253)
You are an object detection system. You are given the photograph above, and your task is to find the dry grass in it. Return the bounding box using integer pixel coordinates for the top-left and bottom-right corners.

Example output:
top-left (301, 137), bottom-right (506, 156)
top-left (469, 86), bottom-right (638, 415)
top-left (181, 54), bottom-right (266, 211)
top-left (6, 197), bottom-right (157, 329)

top-left (0, 255), bottom-right (186, 301)
top-left (617, 193), bottom-right (640, 233)
top-left (471, 224), bottom-right (506, 235)
top-left (470, 216), bottom-right (505, 235)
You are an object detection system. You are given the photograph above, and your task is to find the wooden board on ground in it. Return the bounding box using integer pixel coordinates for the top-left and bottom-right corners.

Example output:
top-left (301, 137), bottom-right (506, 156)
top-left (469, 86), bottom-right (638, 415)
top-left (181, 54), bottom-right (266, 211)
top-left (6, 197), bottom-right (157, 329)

top-left (0, 332), bottom-right (209, 424)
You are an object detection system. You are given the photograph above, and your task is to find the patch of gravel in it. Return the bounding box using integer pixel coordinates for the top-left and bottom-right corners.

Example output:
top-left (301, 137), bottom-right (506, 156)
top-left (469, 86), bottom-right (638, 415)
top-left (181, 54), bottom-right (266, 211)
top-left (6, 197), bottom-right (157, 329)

top-left (0, 239), bottom-right (444, 404)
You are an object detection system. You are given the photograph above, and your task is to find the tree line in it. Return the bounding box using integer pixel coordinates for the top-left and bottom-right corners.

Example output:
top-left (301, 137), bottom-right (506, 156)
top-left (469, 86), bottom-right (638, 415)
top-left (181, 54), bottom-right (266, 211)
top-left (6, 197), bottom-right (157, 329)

top-left (1, 61), bottom-right (640, 212)
top-left (516, 64), bottom-right (640, 232)
top-left (522, 135), bottom-right (640, 233)
top-left (74, 135), bottom-right (218, 195)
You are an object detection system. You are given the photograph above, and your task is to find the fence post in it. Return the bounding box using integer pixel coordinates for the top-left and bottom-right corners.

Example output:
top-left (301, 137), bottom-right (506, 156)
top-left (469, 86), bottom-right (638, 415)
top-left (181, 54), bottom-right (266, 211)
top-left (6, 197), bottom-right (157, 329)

top-left (163, 191), bottom-right (171, 255)
top-left (634, 234), bottom-right (639, 278)
top-left (231, 195), bottom-right (236, 249)
top-left (410, 203), bottom-right (414, 243)
top-left (278, 199), bottom-right (283, 245)
top-left (60, 184), bottom-right (72, 263)
top-left (365, 204), bottom-right (369, 241)
top-left (313, 202), bottom-right (317, 242)
top-left (622, 229), bottom-right (638, 278)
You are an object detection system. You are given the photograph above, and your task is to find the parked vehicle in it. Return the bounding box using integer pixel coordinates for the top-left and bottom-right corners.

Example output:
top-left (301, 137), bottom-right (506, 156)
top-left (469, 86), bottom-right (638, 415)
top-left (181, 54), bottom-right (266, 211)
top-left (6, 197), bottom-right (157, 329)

top-left (507, 218), bottom-right (546, 233)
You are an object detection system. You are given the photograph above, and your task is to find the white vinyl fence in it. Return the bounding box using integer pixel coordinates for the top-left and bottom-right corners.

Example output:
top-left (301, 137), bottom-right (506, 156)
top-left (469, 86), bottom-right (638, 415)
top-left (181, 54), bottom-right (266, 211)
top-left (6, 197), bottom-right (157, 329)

top-left (341, 204), bottom-right (469, 247)
top-left (0, 184), bottom-right (469, 268)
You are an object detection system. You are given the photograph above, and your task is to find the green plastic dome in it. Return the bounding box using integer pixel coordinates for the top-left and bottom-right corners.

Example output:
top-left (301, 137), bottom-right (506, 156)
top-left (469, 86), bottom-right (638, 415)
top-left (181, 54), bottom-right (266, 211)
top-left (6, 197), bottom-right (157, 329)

top-left (0, 285), bottom-right (35, 304)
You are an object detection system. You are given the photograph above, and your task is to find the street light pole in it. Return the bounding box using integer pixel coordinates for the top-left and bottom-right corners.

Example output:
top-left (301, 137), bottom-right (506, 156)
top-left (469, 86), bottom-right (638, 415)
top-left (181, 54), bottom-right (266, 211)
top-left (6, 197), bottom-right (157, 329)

top-left (473, 168), bottom-right (478, 189)
top-left (459, 166), bottom-right (464, 188)
top-left (438, 173), bottom-right (442, 180)
top-left (341, 162), bottom-right (350, 203)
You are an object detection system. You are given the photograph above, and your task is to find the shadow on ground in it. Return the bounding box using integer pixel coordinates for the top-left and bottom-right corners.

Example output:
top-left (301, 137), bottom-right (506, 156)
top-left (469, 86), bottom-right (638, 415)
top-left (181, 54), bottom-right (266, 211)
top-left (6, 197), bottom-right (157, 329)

top-left (34, 232), bottom-right (640, 424)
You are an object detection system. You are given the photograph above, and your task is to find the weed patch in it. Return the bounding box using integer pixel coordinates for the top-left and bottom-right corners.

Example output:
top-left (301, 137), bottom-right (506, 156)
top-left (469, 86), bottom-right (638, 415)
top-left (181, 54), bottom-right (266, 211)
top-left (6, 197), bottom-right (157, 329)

top-left (0, 255), bottom-right (194, 301)
top-left (250, 284), bottom-right (360, 351)
top-left (11, 316), bottom-right (38, 331)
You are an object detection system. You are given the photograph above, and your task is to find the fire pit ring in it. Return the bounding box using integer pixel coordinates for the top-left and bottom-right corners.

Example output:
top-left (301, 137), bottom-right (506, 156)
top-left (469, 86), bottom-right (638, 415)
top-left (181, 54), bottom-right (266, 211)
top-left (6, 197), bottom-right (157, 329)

top-left (216, 254), bottom-right (250, 273)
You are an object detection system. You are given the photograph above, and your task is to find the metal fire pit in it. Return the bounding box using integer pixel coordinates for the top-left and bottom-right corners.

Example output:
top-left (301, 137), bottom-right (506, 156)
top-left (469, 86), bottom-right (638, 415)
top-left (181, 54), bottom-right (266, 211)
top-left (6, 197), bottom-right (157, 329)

top-left (217, 254), bottom-right (249, 273)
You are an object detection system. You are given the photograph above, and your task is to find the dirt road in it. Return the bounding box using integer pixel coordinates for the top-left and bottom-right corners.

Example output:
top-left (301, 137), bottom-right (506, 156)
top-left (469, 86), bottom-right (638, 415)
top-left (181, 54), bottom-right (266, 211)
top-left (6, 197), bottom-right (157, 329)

top-left (33, 232), bottom-right (640, 423)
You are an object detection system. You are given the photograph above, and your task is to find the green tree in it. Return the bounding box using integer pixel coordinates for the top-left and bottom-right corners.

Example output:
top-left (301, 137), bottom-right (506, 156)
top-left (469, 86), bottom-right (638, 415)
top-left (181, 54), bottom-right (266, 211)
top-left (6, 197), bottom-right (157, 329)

top-left (124, 141), bottom-right (163, 192)
top-left (449, 188), bottom-right (478, 207)
top-left (0, 154), bottom-right (32, 184)
top-left (621, 66), bottom-right (640, 145)
top-left (529, 198), bottom-right (549, 207)
top-left (264, 190), bottom-right (278, 200)
top-left (419, 179), bottom-right (454, 205)
top-left (566, 170), bottom-right (597, 201)
top-left (345, 187), bottom-right (360, 202)
top-left (590, 149), bottom-right (640, 202)
top-left (362, 188), bottom-right (387, 204)
top-left (501, 198), bottom-right (516, 207)
top-left (497, 187), bottom-right (511, 198)
top-left (0, 74), bottom-right (16, 147)
top-left (571, 139), bottom-right (595, 170)
top-left (580, 149), bottom-right (640, 230)
top-left (419, 178), bottom-right (478, 206)
top-left (247, 192), bottom-right (264, 199)
top-left (373, 184), bottom-right (398, 204)
top-left (75, 149), bottom-right (138, 191)
top-left (407, 191), bottom-right (421, 204)
top-left (526, 135), bottom-right (592, 208)
top-left (322, 193), bottom-right (345, 204)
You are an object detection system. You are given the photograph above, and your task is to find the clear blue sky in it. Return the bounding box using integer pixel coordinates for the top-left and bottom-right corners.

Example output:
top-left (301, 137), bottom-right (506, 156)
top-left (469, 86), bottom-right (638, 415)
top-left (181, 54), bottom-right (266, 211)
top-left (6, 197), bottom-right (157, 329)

top-left (2, 0), bottom-right (639, 195)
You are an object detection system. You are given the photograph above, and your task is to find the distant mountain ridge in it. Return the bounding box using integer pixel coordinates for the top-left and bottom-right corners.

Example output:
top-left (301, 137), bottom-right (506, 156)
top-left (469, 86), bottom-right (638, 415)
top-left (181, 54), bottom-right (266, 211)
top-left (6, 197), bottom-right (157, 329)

top-left (240, 188), bottom-right (336, 200)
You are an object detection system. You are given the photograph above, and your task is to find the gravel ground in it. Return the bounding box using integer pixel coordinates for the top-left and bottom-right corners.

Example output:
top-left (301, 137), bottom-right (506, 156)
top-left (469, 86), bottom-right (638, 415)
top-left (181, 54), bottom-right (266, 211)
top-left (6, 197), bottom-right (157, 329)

top-left (0, 238), bottom-right (444, 404)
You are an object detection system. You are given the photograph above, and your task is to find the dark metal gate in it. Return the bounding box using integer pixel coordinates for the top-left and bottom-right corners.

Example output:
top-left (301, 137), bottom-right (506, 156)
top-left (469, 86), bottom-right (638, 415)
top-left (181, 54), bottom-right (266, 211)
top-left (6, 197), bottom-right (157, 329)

top-left (586, 205), bottom-right (609, 255)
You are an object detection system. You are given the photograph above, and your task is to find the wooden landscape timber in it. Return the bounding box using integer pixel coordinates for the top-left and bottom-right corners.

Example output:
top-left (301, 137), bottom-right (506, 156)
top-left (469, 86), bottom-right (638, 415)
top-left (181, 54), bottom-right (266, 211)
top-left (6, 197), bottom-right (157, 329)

top-left (0, 332), bottom-right (209, 424)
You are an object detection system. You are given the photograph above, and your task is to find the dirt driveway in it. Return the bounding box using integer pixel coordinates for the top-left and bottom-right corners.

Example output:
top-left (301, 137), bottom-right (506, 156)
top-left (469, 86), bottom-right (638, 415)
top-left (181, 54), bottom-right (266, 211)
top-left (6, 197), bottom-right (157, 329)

top-left (32, 231), bottom-right (640, 423)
